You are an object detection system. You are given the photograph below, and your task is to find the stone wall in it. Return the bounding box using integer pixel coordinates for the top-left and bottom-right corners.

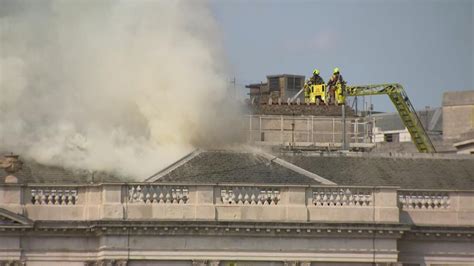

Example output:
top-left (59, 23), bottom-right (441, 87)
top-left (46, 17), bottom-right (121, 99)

top-left (442, 91), bottom-right (474, 140)
top-left (248, 104), bottom-right (356, 117)
top-left (0, 183), bottom-right (473, 265)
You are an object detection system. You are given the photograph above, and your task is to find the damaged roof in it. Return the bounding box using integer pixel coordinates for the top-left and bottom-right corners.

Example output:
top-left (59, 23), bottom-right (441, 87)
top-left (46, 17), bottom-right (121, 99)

top-left (2, 150), bottom-right (473, 189)
top-left (281, 153), bottom-right (474, 190)
top-left (0, 159), bottom-right (124, 184)
top-left (148, 150), bottom-right (325, 184)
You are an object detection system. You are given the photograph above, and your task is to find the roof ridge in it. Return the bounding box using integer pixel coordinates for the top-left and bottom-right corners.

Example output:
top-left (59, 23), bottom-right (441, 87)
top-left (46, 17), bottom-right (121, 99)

top-left (428, 108), bottom-right (442, 131)
top-left (256, 151), bottom-right (336, 185)
top-left (145, 149), bottom-right (201, 182)
top-left (281, 151), bottom-right (474, 160)
top-left (0, 208), bottom-right (33, 226)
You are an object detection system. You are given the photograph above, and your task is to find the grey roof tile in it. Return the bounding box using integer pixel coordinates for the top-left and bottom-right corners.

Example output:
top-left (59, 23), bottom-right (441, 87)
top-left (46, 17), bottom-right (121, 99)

top-left (281, 154), bottom-right (474, 189)
top-left (154, 150), bottom-right (321, 184)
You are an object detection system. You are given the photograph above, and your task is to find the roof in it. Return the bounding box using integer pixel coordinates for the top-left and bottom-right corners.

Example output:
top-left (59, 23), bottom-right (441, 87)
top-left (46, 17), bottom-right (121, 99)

top-left (148, 150), bottom-right (325, 184)
top-left (281, 153), bottom-right (474, 190)
top-left (457, 129), bottom-right (474, 142)
top-left (267, 74), bottom-right (305, 78)
top-left (3, 149), bottom-right (473, 189)
top-left (373, 107), bottom-right (442, 132)
top-left (0, 159), bottom-right (125, 184)
top-left (0, 208), bottom-right (33, 227)
top-left (245, 83), bottom-right (267, 89)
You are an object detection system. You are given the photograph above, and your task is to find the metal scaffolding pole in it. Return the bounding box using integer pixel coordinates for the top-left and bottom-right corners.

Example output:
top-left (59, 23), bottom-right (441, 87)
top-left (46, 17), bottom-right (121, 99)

top-left (342, 104), bottom-right (348, 150)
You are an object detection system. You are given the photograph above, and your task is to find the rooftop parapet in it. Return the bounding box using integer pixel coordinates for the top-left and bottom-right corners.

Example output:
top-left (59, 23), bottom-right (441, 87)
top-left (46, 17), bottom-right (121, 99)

top-left (0, 183), bottom-right (472, 227)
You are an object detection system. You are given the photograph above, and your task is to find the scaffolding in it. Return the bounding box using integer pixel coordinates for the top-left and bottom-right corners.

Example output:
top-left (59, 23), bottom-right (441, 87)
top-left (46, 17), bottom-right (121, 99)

top-left (246, 115), bottom-right (375, 151)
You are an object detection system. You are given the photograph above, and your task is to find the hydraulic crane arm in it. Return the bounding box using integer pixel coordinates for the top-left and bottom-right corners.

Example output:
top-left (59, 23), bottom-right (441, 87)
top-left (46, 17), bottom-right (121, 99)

top-left (346, 83), bottom-right (436, 153)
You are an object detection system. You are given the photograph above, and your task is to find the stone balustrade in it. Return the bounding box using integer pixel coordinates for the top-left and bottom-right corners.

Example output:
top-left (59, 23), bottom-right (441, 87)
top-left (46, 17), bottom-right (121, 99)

top-left (220, 187), bottom-right (280, 205)
top-left (128, 185), bottom-right (189, 204)
top-left (30, 187), bottom-right (78, 205)
top-left (0, 183), bottom-right (472, 226)
top-left (312, 187), bottom-right (373, 207)
top-left (398, 189), bottom-right (473, 226)
top-left (398, 190), bottom-right (450, 210)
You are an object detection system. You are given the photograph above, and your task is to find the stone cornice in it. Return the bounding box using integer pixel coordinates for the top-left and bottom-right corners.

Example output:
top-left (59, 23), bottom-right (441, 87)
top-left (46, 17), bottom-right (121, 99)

top-left (0, 220), bottom-right (415, 239)
top-left (2, 220), bottom-right (471, 241)
top-left (403, 225), bottom-right (474, 240)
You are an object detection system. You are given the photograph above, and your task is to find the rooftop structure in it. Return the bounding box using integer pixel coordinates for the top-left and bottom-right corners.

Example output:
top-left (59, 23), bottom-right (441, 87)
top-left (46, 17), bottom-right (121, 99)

top-left (453, 129), bottom-right (474, 154)
top-left (442, 90), bottom-right (474, 140)
top-left (246, 74), bottom-right (305, 104)
top-left (371, 90), bottom-right (474, 153)
top-left (372, 107), bottom-right (442, 135)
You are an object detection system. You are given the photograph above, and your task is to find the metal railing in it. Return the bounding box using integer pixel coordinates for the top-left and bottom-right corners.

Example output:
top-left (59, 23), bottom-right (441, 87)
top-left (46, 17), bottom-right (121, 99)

top-left (246, 115), bottom-right (374, 147)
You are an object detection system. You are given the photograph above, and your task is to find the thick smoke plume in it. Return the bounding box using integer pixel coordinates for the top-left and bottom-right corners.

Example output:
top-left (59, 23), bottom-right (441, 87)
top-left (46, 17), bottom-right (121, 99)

top-left (0, 0), bottom-right (242, 179)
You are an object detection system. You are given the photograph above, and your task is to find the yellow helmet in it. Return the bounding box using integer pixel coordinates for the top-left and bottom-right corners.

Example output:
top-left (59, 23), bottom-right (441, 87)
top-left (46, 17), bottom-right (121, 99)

top-left (313, 69), bottom-right (320, 75)
top-left (333, 67), bottom-right (340, 74)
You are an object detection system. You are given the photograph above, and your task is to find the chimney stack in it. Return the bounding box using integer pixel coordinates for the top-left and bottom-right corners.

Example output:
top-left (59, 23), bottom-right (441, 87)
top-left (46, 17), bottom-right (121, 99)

top-left (0, 153), bottom-right (23, 183)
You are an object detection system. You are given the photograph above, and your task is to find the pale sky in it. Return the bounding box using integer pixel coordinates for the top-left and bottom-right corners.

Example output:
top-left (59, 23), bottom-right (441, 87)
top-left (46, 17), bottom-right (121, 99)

top-left (211, 0), bottom-right (473, 112)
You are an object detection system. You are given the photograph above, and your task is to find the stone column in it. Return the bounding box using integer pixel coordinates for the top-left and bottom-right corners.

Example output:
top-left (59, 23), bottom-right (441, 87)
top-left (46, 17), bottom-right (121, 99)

top-left (0, 184), bottom-right (22, 214)
top-left (284, 187), bottom-right (308, 222)
top-left (101, 184), bottom-right (124, 219)
top-left (194, 185), bottom-right (216, 220)
top-left (374, 187), bottom-right (399, 223)
top-left (455, 191), bottom-right (474, 226)
top-left (0, 261), bottom-right (26, 266)
top-left (192, 260), bottom-right (207, 266)
top-left (115, 260), bottom-right (128, 266)
top-left (283, 262), bottom-right (311, 266)
top-left (84, 260), bottom-right (127, 266)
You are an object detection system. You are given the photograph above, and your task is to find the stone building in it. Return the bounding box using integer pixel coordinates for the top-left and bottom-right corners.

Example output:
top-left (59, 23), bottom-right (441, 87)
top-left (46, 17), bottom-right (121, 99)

top-left (372, 107), bottom-right (442, 144)
top-left (358, 90), bottom-right (474, 153)
top-left (1, 150), bottom-right (473, 265)
top-left (246, 74), bottom-right (305, 104)
top-left (442, 91), bottom-right (474, 140)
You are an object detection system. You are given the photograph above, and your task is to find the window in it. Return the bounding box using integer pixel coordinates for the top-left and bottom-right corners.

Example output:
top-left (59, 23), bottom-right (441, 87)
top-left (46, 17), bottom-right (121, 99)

top-left (268, 77), bottom-right (280, 92)
top-left (286, 76), bottom-right (303, 91)
top-left (384, 133), bottom-right (400, 143)
top-left (286, 77), bottom-right (295, 90)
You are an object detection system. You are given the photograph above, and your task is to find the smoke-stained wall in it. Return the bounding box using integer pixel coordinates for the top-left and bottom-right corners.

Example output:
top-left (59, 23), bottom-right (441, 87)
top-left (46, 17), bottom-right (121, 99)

top-left (0, 0), bottom-right (242, 179)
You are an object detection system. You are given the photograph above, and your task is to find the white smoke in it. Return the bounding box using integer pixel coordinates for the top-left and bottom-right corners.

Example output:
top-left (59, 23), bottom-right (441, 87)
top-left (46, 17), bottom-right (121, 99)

top-left (0, 0), bottom-right (242, 179)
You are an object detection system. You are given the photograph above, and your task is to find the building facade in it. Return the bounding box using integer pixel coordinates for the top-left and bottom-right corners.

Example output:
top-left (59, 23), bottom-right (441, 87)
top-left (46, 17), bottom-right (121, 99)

top-left (1, 151), bottom-right (473, 265)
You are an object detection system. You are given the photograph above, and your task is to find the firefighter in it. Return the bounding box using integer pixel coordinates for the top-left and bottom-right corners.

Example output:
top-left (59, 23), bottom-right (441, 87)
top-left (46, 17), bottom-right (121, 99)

top-left (309, 69), bottom-right (325, 85)
top-left (327, 67), bottom-right (345, 88)
top-left (327, 67), bottom-right (345, 104)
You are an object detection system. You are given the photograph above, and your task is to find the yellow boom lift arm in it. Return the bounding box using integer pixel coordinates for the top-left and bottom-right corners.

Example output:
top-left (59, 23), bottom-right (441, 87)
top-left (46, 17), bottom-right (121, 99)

top-left (345, 83), bottom-right (436, 153)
